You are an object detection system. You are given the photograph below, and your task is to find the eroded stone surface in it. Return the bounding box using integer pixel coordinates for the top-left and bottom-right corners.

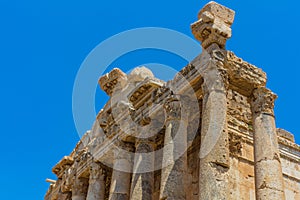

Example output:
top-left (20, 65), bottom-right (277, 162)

top-left (45, 2), bottom-right (300, 200)
top-left (191, 1), bottom-right (235, 49)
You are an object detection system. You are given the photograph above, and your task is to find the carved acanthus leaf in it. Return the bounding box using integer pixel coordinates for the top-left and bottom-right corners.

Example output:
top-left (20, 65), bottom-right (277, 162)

top-left (251, 87), bottom-right (277, 116)
top-left (164, 95), bottom-right (181, 121)
top-left (89, 162), bottom-right (106, 181)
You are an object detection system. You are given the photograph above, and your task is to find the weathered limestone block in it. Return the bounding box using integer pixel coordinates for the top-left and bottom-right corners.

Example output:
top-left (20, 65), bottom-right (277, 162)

top-left (228, 157), bottom-right (255, 200)
top-left (127, 67), bottom-right (154, 84)
top-left (45, 3), bottom-right (300, 200)
top-left (124, 67), bottom-right (158, 112)
top-left (86, 162), bottom-right (106, 200)
top-left (99, 68), bottom-right (127, 96)
top-left (281, 157), bottom-right (300, 199)
top-left (227, 89), bottom-right (252, 126)
top-left (191, 1), bottom-right (235, 49)
top-left (99, 66), bottom-right (163, 142)
top-left (250, 87), bottom-right (286, 200)
top-left (277, 128), bottom-right (295, 143)
top-left (128, 78), bottom-right (163, 110)
top-left (224, 51), bottom-right (267, 96)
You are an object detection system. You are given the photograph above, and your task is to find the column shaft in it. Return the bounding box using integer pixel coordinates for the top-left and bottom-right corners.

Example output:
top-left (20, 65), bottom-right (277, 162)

top-left (251, 88), bottom-right (285, 200)
top-left (131, 140), bottom-right (155, 200)
top-left (86, 163), bottom-right (106, 200)
top-left (109, 144), bottom-right (133, 200)
top-left (72, 177), bottom-right (89, 200)
top-left (159, 95), bottom-right (188, 200)
top-left (109, 169), bottom-right (131, 200)
top-left (57, 190), bottom-right (71, 200)
top-left (199, 59), bottom-right (230, 200)
top-left (191, 2), bottom-right (235, 198)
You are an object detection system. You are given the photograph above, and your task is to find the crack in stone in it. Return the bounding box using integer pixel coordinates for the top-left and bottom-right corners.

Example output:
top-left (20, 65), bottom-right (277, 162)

top-left (258, 181), bottom-right (284, 193)
top-left (256, 153), bottom-right (281, 164)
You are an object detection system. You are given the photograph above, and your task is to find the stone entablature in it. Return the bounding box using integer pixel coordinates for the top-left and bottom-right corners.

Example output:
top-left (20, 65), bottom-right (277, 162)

top-left (45, 2), bottom-right (300, 200)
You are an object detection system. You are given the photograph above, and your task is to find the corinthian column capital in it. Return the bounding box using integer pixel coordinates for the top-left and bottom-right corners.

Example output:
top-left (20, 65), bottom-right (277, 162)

top-left (89, 162), bottom-right (105, 181)
top-left (251, 87), bottom-right (277, 116)
top-left (72, 176), bottom-right (89, 199)
top-left (191, 1), bottom-right (235, 49)
top-left (163, 95), bottom-right (181, 121)
top-left (201, 60), bottom-right (229, 94)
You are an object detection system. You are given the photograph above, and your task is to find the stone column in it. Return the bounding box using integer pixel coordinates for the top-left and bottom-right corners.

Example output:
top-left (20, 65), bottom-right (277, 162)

top-left (250, 87), bottom-right (286, 200)
top-left (72, 176), bottom-right (89, 200)
top-left (109, 143), bottom-right (133, 200)
top-left (191, 2), bottom-right (235, 199)
top-left (131, 139), bottom-right (156, 200)
top-left (86, 162), bottom-right (106, 200)
top-left (198, 55), bottom-right (230, 200)
top-left (57, 190), bottom-right (72, 200)
top-left (159, 95), bottom-right (188, 200)
top-left (60, 165), bottom-right (75, 200)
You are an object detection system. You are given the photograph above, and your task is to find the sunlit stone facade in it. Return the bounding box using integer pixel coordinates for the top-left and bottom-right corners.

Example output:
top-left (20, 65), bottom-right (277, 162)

top-left (45, 2), bottom-right (300, 200)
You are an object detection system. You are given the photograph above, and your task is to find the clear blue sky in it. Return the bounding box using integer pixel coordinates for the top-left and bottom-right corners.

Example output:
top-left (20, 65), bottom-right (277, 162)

top-left (0, 0), bottom-right (299, 199)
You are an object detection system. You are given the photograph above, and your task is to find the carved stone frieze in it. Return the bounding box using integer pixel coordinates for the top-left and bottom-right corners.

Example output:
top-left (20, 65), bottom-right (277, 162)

top-left (61, 167), bottom-right (75, 193)
top-left (128, 78), bottom-right (163, 109)
top-left (224, 51), bottom-right (267, 96)
top-left (52, 156), bottom-right (74, 178)
top-left (45, 2), bottom-right (300, 200)
top-left (98, 68), bottom-right (127, 96)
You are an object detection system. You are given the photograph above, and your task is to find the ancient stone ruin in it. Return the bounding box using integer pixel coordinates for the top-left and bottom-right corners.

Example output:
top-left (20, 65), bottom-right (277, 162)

top-left (45, 2), bottom-right (300, 200)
